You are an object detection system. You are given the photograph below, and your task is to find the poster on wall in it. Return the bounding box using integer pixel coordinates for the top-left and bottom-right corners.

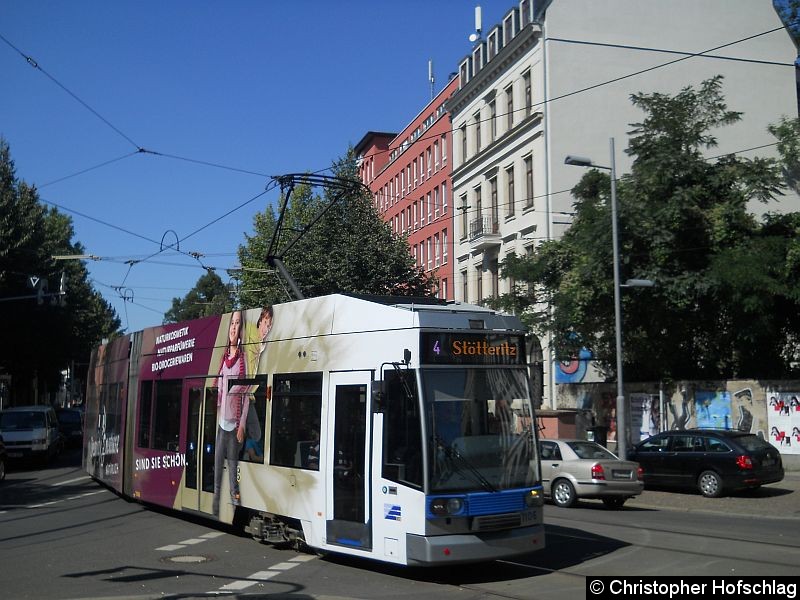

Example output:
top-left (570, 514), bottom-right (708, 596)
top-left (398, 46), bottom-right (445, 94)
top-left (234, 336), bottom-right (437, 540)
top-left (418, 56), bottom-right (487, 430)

top-left (766, 391), bottom-right (800, 454)
top-left (694, 391), bottom-right (732, 430)
top-left (629, 393), bottom-right (660, 441)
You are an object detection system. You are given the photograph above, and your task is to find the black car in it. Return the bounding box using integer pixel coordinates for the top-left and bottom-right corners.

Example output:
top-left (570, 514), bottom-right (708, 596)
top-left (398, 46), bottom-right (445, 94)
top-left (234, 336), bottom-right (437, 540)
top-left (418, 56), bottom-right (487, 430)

top-left (629, 429), bottom-right (784, 498)
top-left (0, 435), bottom-right (6, 481)
top-left (56, 408), bottom-right (84, 447)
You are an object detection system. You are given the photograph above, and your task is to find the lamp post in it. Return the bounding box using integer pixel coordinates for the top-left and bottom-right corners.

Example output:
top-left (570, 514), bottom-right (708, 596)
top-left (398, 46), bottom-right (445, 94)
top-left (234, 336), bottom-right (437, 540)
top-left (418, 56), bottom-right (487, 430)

top-left (565, 138), bottom-right (629, 458)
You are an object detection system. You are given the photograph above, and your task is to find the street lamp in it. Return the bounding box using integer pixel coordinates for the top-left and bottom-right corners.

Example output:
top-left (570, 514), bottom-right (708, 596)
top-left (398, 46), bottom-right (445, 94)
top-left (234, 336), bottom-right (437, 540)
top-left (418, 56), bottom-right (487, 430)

top-left (565, 138), bottom-right (631, 458)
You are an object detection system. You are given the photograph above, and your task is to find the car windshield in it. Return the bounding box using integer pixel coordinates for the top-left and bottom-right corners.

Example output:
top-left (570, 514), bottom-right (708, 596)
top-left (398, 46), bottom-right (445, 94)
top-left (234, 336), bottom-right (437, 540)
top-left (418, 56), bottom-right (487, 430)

top-left (0, 411), bottom-right (46, 430)
top-left (567, 441), bottom-right (618, 460)
top-left (422, 367), bottom-right (538, 493)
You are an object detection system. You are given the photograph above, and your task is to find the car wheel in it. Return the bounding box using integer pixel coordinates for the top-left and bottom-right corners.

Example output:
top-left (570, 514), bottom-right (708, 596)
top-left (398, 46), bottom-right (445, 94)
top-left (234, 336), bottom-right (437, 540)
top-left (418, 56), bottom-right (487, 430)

top-left (552, 479), bottom-right (577, 508)
top-left (602, 497), bottom-right (626, 509)
top-left (698, 470), bottom-right (723, 498)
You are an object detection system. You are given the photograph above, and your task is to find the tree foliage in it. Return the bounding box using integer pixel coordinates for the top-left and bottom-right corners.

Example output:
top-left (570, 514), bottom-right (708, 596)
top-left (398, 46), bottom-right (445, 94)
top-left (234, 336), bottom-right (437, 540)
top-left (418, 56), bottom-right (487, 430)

top-left (494, 77), bottom-right (800, 382)
top-left (238, 149), bottom-right (436, 307)
top-left (0, 138), bottom-right (121, 403)
top-left (163, 270), bottom-right (234, 323)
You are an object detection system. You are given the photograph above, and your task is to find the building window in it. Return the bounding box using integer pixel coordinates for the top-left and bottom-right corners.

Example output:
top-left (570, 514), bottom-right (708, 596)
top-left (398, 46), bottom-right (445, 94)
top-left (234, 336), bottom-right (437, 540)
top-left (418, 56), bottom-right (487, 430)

top-left (420, 196), bottom-right (426, 226)
top-left (520, 0), bottom-right (531, 27)
top-left (523, 70), bottom-right (531, 117)
top-left (441, 134), bottom-right (447, 164)
top-left (434, 233), bottom-right (440, 267)
top-left (489, 100), bottom-right (497, 143)
top-left (506, 165), bottom-right (515, 217)
top-left (427, 148), bottom-right (432, 176)
top-left (475, 112), bottom-right (482, 153)
top-left (442, 182), bottom-right (448, 213)
top-left (490, 177), bottom-right (498, 232)
top-left (525, 156), bottom-right (534, 208)
top-left (460, 124), bottom-right (467, 163)
top-left (476, 265), bottom-right (483, 304)
top-left (462, 270), bottom-right (468, 302)
top-left (413, 160), bottom-right (417, 189)
top-left (427, 192), bottom-right (432, 223)
top-left (440, 278), bottom-right (448, 300)
top-left (490, 259), bottom-right (499, 299)
top-left (419, 153), bottom-right (424, 183)
top-left (460, 195), bottom-right (468, 240)
top-left (434, 141), bottom-right (440, 170)
top-left (427, 237), bottom-right (433, 271)
top-left (504, 12), bottom-right (516, 42)
top-left (434, 186), bottom-right (440, 218)
top-left (506, 84), bottom-right (514, 130)
top-left (488, 30), bottom-right (499, 60)
top-left (442, 229), bottom-right (448, 264)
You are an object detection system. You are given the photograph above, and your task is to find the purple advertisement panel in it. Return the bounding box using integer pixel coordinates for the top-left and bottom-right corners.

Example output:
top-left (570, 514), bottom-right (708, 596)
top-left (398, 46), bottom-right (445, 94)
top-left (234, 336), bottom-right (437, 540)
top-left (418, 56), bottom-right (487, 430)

top-left (140, 315), bottom-right (221, 379)
top-left (130, 315), bottom-right (222, 508)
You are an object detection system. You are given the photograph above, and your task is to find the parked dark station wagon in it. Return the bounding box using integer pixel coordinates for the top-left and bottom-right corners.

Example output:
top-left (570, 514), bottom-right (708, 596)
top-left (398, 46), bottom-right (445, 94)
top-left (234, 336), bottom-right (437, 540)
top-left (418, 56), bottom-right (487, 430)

top-left (629, 429), bottom-right (784, 498)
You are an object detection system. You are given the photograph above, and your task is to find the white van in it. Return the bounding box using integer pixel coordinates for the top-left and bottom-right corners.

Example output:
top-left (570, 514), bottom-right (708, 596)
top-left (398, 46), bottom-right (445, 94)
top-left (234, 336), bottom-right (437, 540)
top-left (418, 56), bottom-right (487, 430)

top-left (0, 405), bottom-right (63, 465)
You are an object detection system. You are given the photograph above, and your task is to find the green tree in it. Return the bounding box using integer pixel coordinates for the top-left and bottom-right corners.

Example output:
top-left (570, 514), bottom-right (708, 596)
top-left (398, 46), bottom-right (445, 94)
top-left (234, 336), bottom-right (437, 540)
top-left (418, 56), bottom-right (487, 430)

top-left (238, 149), bottom-right (436, 306)
top-left (163, 270), bottom-right (233, 323)
top-left (495, 77), bottom-right (800, 382)
top-left (0, 138), bottom-right (121, 403)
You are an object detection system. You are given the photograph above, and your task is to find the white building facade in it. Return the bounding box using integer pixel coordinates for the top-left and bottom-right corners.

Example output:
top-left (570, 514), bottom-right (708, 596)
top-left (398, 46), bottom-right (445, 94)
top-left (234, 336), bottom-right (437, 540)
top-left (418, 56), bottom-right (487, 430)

top-left (449, 0), bottom-right (799, 407)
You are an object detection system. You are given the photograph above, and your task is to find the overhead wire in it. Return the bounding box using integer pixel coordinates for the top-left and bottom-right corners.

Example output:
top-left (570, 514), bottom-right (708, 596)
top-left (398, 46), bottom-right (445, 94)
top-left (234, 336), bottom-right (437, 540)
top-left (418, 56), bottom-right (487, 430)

top-left (3, 23), bottom-right (794, 318)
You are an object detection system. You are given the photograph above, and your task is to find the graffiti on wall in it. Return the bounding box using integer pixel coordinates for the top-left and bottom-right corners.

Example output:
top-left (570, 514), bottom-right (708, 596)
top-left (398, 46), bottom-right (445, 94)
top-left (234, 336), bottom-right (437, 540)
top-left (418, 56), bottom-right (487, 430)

top-left (554, 348), bottom-right (593, 383)
top-left (766, 391), bottom-right (800, 454)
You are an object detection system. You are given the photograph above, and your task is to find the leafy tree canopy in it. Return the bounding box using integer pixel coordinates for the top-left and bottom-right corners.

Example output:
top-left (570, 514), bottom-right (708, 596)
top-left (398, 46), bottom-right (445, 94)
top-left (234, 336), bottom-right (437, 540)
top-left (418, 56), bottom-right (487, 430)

top-left (238, 148), bottom-right (436, 307)
top-left (493, 76), bottom-right (800, 382)
top-left (0, 138), bottom-right (121, 402)
top-left (163, 270), bottom-right (234, 323)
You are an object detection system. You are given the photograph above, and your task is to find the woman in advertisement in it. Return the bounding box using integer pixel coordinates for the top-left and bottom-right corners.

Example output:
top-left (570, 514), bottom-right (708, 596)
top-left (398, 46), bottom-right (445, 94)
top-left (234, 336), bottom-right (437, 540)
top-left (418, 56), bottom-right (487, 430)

top-left (213, 310), bottom-right (249, 515)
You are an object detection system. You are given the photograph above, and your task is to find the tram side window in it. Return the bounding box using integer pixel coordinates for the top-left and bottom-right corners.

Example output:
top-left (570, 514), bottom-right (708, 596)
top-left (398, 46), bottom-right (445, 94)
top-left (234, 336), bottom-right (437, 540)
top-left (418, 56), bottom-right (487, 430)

top-left (382, 370), bottom-right (423, 488)
top-left (137, 379), bottom-right (181, 452)
top-left (269, 372), bottom-right (322, 470)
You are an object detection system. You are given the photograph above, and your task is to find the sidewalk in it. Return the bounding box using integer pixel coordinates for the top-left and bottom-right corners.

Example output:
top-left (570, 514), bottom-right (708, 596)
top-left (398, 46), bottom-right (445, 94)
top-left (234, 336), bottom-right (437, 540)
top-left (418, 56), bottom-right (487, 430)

top-left (625, 471), bottom-right (800, 519)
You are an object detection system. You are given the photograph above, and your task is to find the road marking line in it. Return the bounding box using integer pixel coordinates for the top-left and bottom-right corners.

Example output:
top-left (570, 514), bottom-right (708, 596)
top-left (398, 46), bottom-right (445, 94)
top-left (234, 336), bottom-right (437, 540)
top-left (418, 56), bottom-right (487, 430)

top-left (200, 531), bottom-right (225, 539)
top-left (28, 501), bottom-right (59, 508)
top-left (52, 475), bottom-right (91, 486)
top-left (289, 554), bottom-right (317, 562)
top-left (179, 538), bottom-right (206, 545)
top-left (250, 570), bottom-right (281, 580)
top-left (269, 562), bottom-right (299, 571)
top-left (156, 544), bottom-right (185, 551)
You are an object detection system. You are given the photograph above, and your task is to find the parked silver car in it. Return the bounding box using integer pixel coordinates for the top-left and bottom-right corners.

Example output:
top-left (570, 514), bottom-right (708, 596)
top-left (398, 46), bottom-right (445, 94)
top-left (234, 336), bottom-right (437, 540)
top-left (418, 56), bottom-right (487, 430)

top-left (539, 439), bottom-right (644, 508)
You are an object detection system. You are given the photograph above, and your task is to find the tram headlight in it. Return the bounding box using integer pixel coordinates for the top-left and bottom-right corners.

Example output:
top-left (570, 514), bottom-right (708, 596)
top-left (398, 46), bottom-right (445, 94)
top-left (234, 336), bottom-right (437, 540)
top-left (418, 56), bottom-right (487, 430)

top-left (524, 489), bottom-right (544, 508)
top-left (429, 497), bottom-right (465, 516)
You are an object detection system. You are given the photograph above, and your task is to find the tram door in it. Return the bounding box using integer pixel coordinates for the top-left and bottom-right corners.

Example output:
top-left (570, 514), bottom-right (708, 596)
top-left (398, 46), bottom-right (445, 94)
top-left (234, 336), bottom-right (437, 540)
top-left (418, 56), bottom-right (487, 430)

top-left (326, 372), bottom-right (372, 550)
top-left (182, 377), bottom-right (218, 512)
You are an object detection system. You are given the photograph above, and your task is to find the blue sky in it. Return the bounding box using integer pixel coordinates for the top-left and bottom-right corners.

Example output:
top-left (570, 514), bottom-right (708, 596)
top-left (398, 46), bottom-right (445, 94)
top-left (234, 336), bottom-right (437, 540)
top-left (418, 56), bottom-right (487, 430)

top-left (1, 1), bottom-right (511, 333)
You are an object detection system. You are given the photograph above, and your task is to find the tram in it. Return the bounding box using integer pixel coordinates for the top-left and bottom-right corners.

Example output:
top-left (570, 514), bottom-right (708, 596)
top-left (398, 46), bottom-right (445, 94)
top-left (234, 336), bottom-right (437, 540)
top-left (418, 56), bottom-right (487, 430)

top-left (83, 293), bottom-right (545, 565)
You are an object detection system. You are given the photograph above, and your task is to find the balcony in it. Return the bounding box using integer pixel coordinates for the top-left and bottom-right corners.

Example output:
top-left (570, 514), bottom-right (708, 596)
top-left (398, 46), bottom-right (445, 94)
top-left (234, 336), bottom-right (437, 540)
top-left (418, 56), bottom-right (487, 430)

top-left (469, 216), bottom-right (501, 251)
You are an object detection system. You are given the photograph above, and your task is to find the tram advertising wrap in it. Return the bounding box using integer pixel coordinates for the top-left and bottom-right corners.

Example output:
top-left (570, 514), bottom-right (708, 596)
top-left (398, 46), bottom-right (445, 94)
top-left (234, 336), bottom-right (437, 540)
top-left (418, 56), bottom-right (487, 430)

top-left (83, 294), bottom-right (545, 566)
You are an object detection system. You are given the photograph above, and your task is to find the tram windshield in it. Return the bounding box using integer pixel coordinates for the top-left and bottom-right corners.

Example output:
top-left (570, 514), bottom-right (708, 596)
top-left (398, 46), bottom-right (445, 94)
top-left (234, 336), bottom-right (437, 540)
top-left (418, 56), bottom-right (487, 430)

top-left (422, 368), bottom-right (539, 493)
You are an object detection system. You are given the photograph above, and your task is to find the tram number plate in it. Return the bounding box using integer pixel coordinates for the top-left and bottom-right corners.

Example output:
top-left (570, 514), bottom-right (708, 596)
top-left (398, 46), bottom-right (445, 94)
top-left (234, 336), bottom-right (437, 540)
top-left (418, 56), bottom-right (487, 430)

top-left (521, 508), bottom-right (538, 525)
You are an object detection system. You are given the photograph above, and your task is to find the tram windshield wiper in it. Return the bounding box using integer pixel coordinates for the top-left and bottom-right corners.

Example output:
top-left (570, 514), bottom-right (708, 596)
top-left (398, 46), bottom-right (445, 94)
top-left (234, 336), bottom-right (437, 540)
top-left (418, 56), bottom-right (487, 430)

top-left (433, 434), bottom-right (497, 493)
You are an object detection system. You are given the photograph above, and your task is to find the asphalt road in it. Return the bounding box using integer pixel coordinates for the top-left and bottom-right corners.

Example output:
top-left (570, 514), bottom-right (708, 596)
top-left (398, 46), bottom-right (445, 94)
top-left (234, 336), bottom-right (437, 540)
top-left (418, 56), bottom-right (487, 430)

top-left (1, 449), bottom-right (797, 600)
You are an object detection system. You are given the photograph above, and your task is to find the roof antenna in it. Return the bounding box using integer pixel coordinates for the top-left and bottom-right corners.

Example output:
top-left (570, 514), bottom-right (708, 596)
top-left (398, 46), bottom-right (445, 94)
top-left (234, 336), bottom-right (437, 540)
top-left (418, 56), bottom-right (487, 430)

top-left (469, 6), bottom-right (482, 43)
top-left (428, 59), bottom-right (435, 100)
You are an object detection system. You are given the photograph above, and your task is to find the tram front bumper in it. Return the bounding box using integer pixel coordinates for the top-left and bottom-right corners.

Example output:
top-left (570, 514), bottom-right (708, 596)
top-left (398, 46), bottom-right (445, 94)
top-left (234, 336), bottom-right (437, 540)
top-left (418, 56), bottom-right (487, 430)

top-left (406, 524), bottom-right (545, 566)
